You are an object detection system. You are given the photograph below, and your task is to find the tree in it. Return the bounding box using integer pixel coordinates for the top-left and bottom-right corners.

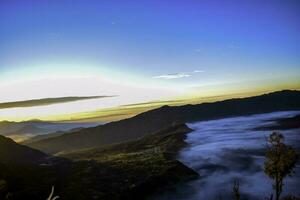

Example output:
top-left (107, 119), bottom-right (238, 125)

top-left (232, 179), bottom-right (240, 200)
top-left (264, 132), bottom-right (298, 200)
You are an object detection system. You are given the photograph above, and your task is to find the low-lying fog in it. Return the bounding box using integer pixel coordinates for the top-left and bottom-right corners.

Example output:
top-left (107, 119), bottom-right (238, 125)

top-left (0, 121), bottom-right (102, 142)
top-left (155, 111), bottom-right (300, 200)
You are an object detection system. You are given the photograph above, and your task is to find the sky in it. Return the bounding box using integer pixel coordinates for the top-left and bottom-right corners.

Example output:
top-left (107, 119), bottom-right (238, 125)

top-left (0, 0), bottom-right (300, 121)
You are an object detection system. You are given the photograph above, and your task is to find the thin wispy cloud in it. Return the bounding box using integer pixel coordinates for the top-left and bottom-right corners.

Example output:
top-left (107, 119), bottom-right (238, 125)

top-left (153, 73), bottom-right (191, 80)
top-left (153, 70), bottom-right (204, 80)
top-left (193, 70), bottom-right (205, 73)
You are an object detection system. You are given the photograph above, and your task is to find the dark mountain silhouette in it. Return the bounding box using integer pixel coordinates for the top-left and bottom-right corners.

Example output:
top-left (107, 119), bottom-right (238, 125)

top-left (22, 127), bottom-right (84, 145)
top-left (28, 90), bottom-right (300, 154)
top-left (21, 131), bottom-right (65, 144)
top-left (0, 135), bottom-right (50, 165)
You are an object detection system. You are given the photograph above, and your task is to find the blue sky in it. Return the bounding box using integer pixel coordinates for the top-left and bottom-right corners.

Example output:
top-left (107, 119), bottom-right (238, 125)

top-left (0, 0), bottom-right (300, 104)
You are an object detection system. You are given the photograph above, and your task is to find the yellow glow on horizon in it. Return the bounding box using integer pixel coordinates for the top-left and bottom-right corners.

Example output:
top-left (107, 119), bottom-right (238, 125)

top-left (0, 75), bottom-right (299, 122)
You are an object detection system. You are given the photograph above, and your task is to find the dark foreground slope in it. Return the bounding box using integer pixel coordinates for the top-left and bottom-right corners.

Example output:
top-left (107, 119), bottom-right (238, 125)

top-left (0, 124), bottom-right (197, 200)
top-left (0, 135), bottom-right (67, 199)
top-left (0, 135), bottom-right (50, 165)
top-left (28, 90), bottom-right (300, 154)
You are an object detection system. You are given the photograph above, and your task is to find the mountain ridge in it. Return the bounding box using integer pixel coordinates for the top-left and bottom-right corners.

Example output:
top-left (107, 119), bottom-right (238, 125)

top-left (27, 90), bottom-right (300, 154)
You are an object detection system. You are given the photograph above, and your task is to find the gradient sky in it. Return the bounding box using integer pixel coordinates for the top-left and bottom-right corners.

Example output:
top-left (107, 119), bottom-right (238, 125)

top-left (0, 0), bottom-right (300, 121)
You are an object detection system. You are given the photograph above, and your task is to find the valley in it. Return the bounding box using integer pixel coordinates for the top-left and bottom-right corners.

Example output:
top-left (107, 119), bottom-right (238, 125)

top-left (0, 90), bottom-right (300, 200)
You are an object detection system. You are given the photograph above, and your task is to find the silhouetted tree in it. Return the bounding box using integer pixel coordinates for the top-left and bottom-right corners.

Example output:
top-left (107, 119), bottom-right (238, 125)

top-left (264, 132), bottom-right (298, 200)
top-left (232, 179), bottom-right (240, 200)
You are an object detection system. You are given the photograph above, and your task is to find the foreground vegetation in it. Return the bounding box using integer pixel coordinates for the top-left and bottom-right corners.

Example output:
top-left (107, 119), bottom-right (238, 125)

top-left (1, 126), bottom-right (298, 200)
top-left (229, 132), bottom-right (298, 200)
top-left (0, 124), bottom-right (197, 200)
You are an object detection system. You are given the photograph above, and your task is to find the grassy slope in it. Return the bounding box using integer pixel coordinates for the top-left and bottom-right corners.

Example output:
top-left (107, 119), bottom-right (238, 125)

top-left (0, 124), bottom-right (197, 200)
top-left (63, 123), bottom-right (193, 159)
top-left (61, 124), bottom-right (197, 199)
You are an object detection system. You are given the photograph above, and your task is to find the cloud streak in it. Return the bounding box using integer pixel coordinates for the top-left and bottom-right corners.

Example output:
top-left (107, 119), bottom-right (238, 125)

top-left (153, 73), bottom-right (191, 80)
top-left (153, 70), bottom-right (204, 80)
top-left (0, 96), bottom-right (116, 109)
